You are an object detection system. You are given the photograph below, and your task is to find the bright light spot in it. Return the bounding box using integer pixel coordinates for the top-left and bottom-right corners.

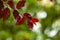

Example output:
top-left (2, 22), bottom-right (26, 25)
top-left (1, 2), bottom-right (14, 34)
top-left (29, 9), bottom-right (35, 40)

top-left (57, 0), bottom-right (60, 4)
top-left (37, 11), bottom-right (47, 19)
top-left (32, 22), bottom-right (42, 33)
top-left (36, 35), bottom-right (42, 40)
top-left (43, 0), bottom-right (49, 3)
top-left (44, 27), bottom-right (50, 35)
top-left (6, 37), bottom-right (12, 40)
top-left (32, 22), bottom-right (42, 40)
top-left (47, 29), bottom-right (58, 37)
top-left (38, 0), bottom-right (54, 7)
top-left (45, 28), bottom-right (58, 37)
top-left (52, 19), bottom-right (60, 30)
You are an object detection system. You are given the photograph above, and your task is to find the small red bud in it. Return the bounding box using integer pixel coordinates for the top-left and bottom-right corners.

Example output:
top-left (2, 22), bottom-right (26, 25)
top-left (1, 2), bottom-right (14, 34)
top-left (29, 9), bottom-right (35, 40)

top-left (32, 18), bottom-right (38, 24)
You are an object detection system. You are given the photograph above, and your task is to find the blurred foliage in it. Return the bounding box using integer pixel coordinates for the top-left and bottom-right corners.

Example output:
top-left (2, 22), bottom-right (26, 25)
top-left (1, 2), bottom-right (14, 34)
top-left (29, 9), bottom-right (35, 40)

top-left (0, 0), bottom-right (60, 40)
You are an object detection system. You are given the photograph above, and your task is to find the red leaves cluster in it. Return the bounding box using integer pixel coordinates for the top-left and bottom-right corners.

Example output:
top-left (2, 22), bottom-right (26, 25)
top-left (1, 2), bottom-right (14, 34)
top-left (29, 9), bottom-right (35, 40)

top-left (23, 13), bottom-right (38, 29)
top-left (7, 0), bottom-right (27, 25)
top-left (0, 8), bottom-right (10, 21)
top-left (7, 0), bottom-right (26, 9)
top-left (0, 0), bottom-right (26, 20)
top-left (0, 0), bottom-right (38, 30)
top-left (13, 10), bottom-right (25, 25)
top-left (13, 10), bottom-right (38, 29)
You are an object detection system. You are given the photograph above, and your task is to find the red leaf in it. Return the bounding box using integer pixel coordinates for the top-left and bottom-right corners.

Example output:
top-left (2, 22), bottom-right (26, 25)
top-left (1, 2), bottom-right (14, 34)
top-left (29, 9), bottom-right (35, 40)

top-left (16, 17), bottom-right (25, 25)
top-left (16, 0), bottom-right (26, 9)
top-left (27, 21), bottom-right (33, 30)
top-left (0, 0), bottom-right (4, 10)
top-left (13, 10), bottom-right (21, 20)
top-left (0, 10), bottom-right (3, 18)
top-left (3, 8), bottom-right (10, 21)
top-left (32, 18), bottom-right (38, 24)
top-left (7, 1), bottom-right (15, 9)
top-left (23, 13), bottom-right (31, 17)
top-left (23, 13), bottom-right (32, 21)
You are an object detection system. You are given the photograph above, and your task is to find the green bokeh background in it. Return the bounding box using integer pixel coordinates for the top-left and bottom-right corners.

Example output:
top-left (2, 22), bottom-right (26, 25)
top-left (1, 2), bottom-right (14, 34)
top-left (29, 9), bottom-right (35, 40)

top-left (0, 0), bottom-right (60, 40)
